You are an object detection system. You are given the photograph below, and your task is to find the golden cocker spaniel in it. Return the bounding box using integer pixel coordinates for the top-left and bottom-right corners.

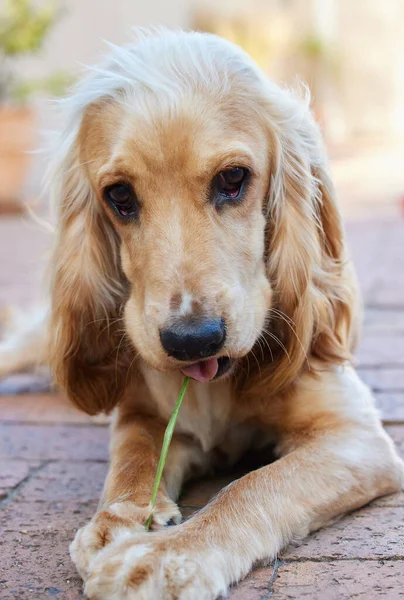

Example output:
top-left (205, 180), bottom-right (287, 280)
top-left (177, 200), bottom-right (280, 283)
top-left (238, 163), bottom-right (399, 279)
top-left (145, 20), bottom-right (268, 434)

top-left (2, 29), bottom-right (403, 600)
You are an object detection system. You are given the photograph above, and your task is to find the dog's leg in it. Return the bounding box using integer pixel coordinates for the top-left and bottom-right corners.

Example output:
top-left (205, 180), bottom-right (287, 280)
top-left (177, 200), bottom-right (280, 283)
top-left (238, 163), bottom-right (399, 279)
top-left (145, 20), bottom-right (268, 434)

top-left (84, 365), bottom-right (403, 600)
top-left (70, 406), bottom-right (206, 581)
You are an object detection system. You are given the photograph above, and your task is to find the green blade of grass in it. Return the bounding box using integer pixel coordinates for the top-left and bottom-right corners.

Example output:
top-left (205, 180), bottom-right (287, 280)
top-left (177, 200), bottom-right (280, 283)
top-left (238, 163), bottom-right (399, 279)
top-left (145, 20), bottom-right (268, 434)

top-left (145, 376), bottom-right (190, 531)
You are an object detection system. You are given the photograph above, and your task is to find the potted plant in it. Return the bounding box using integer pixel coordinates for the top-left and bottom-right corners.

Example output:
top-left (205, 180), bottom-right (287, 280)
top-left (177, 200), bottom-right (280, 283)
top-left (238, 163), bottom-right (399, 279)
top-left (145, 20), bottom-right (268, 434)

top-left (0, 0), bottom-right (71, 213)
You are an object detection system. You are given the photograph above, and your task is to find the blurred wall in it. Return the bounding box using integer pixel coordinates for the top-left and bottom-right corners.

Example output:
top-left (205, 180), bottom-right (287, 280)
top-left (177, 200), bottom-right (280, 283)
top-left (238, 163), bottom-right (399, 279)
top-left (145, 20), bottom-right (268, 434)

top-left (16, 0), bottom-right (192, 78)
top-left (338, 0), bottom-right (404, 138)
top-left (193, 0), bottom-right (404, 141)
top-left (16, 0), bottom-right (404, 140)
top-left (12, 0), bottom-right (404, 199)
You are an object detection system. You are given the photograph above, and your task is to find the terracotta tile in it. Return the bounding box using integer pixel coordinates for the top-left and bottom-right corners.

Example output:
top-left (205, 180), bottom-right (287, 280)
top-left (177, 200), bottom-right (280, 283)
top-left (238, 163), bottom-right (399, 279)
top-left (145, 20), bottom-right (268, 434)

top-left (364, 309), bottom-right (404, 333)
top-left (0, 373), bottom-right (52, 395)
top-left (282, 506), bottom-right (404, 560)
top-left (370, 491), bottom-right (404, 507)
top-left (229, 565), bottom-right (276, 599)
top-left (385, 425), bottom-right (404, 456)
top-left (0, 530), bottom-right (83, 600)
top-left (0, 217), bottom-right (49, 308)
top-left (357, 368), bottom-right (404, 391)
top-left (356, 335), bottom-right (404, 367)
top-left (375, 392), bottom-right (404, 423)
top-left (271, 560), bottom-right (404, 600)
top-left (0, 498), bottom-right (98, 535)
top-left (0, 393), bottom-right (110, 425)
top-left (12, 461), bottom-right (108, 503)
top-left (0, 458), bottom-right (41, 495)
top-left (0, 424), bottom-right (109, 461)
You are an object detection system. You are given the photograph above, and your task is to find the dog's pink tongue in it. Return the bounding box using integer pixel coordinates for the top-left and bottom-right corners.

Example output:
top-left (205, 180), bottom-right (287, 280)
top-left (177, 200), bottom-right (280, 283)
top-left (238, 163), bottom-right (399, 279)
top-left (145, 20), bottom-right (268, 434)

top-left (181, 358), bottom-right (219, 382)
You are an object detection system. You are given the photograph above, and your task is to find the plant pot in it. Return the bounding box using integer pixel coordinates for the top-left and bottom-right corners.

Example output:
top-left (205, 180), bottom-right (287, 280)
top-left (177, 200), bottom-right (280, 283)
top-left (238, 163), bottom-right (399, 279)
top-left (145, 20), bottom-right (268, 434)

top-left (0, 107), bottom-right (36, 214)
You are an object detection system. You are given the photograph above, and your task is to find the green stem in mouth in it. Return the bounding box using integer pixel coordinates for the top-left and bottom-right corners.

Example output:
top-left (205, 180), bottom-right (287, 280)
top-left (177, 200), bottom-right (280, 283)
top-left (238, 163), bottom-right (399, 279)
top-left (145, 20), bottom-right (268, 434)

top-left (145, 376), bottom-right (190, 531)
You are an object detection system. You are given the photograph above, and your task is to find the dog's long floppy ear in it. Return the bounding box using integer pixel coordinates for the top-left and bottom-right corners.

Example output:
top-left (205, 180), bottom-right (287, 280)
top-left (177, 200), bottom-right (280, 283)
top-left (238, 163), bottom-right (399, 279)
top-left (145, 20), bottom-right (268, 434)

top-left (260, 91), bottom-right (355, 395)
top-left (47, 108), bottom-right (130, 415)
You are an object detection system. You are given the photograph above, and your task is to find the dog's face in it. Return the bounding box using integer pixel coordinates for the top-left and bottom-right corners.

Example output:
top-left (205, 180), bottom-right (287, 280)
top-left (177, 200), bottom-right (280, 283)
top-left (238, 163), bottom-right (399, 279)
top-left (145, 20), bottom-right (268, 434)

top-left (50, 31), bottom-right (348, 413)
top-left (81, 92), bottom-right (272, 380)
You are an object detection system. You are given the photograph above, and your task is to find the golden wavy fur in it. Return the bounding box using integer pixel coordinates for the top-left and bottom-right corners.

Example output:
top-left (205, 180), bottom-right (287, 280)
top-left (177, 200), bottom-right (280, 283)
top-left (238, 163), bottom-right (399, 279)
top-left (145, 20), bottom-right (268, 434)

top-left (1, 29), bottom-right (403, 600)
top-left (49, 30), bottom-right (355, 414)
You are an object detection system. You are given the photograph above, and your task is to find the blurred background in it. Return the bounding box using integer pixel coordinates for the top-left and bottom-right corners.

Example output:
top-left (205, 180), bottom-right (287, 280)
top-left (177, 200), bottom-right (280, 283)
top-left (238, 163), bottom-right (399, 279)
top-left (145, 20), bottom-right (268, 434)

top-left (0, 0), bottom-right (404, 306)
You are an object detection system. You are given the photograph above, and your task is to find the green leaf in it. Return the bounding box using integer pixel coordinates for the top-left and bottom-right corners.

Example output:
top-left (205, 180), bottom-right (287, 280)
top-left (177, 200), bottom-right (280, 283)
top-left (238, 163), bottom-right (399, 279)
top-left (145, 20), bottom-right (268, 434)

top-left (145, 377), bottom-right (190, 531)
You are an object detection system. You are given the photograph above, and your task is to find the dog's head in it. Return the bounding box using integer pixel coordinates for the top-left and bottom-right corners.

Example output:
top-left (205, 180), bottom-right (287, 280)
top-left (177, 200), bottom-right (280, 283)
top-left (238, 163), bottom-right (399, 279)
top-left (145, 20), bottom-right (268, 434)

top-left (49, 30), bottom-right (353, 414)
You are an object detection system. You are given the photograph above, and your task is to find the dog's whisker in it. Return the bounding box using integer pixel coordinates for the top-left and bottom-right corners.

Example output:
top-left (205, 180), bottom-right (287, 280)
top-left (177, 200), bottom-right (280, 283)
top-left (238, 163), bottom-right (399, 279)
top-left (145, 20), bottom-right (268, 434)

top-left (114, 332), bottom-right (129, 384)
top-left (261, 322), bottom-right (308, 366)
top-left (268, 307), bottom-right (297, 328)
top-left (249, 347), bottom-right (262, 377)
top-left (255, 336), bottom-right (266, 363)
top-left (256, 331), bottom-right (274, 363)
top-left (244, 353), bottom-right (251, 379)
top-left (125, 347), bottom-right (141, 387)
top-left (85, 316), bottom-right (125, 327)
top-left (255, 325), bottom-right (291, 364)
top-left (266, 332), bottom-right (291, 363)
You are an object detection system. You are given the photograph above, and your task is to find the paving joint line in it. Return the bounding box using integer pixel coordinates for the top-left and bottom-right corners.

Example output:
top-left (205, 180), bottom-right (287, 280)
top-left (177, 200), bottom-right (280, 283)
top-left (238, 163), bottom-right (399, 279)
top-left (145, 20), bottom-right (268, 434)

top-left (0, 460), bottom-right (51, 508)
top-left (280, 555), bottom-right (404, 563)
top-left (0, 458), bottom-right (109, 464)
top-left (357, 364), bottom-right (404, 370)
top-left (265, 556), bottom-right (281, 598)
top-left (0, 421), bottom-right (109, 428)
top-left (364, 304), bottom-right (404, 311)
top-left (371, 388), bottom-right (404, 393)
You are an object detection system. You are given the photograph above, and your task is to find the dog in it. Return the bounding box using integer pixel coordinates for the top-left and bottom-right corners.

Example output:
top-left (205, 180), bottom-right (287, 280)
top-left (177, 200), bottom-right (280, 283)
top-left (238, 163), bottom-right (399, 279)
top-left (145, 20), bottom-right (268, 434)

top-left (1, 28), bottom-right (403, 600)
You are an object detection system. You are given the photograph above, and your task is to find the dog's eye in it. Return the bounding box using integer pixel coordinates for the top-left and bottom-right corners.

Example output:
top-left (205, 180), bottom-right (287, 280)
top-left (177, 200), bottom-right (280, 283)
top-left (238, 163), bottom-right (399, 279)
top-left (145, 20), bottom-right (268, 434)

top-left (213, 167), bottom-right (249, 206)
top-left (104, 183), bottom-right (138, 219)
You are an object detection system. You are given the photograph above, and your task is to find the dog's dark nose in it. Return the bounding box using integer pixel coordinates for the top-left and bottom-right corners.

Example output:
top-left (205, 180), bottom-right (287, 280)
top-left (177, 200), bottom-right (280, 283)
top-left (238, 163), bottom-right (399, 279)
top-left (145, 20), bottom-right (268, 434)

top-left (160, 317), bottom-right (226, 361)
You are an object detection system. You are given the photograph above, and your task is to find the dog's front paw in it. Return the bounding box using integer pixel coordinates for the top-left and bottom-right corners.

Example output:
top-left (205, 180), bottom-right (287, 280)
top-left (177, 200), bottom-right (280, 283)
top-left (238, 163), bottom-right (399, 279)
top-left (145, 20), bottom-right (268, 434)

top-left (70, 499), bottom-right (181, 580)
top-left (84, 531), bottom-right (227, 600)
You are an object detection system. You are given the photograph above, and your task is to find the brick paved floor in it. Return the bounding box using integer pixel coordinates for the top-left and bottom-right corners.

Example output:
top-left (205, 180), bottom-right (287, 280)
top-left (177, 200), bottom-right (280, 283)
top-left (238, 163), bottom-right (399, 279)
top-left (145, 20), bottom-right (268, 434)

top-left (1, 156), bottom-right (404, 599)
